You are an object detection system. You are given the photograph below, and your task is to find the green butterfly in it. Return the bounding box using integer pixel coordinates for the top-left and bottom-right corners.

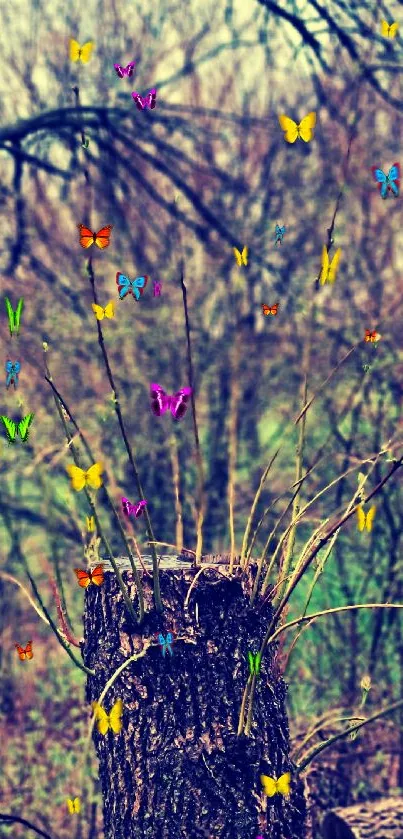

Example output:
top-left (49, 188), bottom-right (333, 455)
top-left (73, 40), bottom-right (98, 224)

top-left (4, 297), bottom-right (24, 336)
top-left (0, 413), bottom-right (34, 443)
top-left (247, 651), bottom-right (262, 677)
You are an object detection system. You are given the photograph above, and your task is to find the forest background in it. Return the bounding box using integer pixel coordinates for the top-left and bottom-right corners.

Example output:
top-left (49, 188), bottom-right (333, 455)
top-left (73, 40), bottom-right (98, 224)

top-left (0, 0), bottom-right (403, 836)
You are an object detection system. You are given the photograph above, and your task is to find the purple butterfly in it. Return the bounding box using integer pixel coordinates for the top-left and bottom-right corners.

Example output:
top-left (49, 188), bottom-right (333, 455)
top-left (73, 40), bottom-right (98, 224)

top-left (114, 61), bottom-right (136, 79)
top-left (150, 383), bottom-right (192, 421)
top-left (121, 497), bottom-right (147, 517)
top-left (153, 280), bottom-right (162, 297)
top-left (131, 89), bottom-right (156, 110)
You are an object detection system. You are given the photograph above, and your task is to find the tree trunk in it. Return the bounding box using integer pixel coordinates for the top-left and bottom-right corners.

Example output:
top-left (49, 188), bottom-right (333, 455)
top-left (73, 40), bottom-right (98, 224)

top-left (322, 797), bottom-right (403, 839)
top-left (82, 556), bottom-right (307, 839)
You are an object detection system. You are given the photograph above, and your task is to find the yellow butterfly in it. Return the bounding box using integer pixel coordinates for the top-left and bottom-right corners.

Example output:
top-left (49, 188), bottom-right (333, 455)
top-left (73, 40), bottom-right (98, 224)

top-left (357, 504), bottom-right (376, 532)
top-left (86, 516), bottom-right (95, 531)
top-left (67, 463), bottom-right (103, 492)
top-left (69, 39), bottom-right (94, 63)
top-left (278, 112), bottom-right (316, 143)
top-left (92, 699), bottom-right (123, 735)
top-left (66, 797), bottom-right (81, 814)
top-left (233, 246), bottom-right (248, 266)
top-left (260, 772), bottom-right (291, 797)
top-left (91, 301), bottom-right (115, 320)
top-left (381, 20), bottom-right (398, 38)
top-left (319, 246), bottom-right (341, 285)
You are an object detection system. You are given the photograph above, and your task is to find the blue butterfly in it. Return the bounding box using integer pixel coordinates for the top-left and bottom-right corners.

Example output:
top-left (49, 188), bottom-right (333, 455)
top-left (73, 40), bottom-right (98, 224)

top-left (275, 224), bottom-right (286, 244)
top-left (371, 163), bottom-right (400, 199)
top-left (5, 360), bottom-right (21, 388)
top-left (158, 632), bottom-right (173, 657)
top-left (116, 272), bottom-right (148, 300)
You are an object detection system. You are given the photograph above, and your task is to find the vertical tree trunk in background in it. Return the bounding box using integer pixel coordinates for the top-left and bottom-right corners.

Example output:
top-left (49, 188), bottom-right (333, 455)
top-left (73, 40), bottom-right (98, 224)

top-left (82, 557), bottom-right (307, 839)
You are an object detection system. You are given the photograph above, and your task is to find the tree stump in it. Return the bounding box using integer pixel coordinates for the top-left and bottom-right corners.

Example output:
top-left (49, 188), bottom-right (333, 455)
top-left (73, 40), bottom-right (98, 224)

top-left (81, 556), bottom-right (307, 839)
top-left (322, 796), bottom-right (403, 838)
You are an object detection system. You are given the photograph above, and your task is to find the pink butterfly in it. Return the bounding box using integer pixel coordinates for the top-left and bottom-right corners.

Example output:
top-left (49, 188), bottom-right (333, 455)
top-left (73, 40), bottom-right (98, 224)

top-left (150, 383), bottom-right (192, 421)
top-left (131, 89), bottom-right (156, 110)
top-left (121, 497), bottom-right (147, 517)
top-left (114, 61), bottom-right (136, 78)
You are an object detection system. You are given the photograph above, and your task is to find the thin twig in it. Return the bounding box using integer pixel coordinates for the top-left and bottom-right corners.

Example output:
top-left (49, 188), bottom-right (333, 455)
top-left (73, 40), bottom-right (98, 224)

top-left (180, 261), bottom-right (205, 565)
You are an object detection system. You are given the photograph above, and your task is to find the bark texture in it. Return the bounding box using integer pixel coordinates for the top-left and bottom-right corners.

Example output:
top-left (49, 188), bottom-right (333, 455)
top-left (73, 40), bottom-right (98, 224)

top-left (322, 796), bottom-right (403, 838)
top-left (82, 557), bottom-right (307, 839)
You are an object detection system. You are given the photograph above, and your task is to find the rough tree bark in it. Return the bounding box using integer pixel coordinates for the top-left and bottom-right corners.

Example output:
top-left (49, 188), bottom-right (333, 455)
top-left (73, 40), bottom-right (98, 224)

top-left (82, 556), bottom-right (307, 839)
top-left (322, 796), bottom-right (403, 839)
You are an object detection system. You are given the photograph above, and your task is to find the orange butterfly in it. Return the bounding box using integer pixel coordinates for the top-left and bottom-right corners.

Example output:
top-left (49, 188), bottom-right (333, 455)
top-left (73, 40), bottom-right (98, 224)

top-left (262, 303), bottom-right (279, 316)
top-left (74, 565), bottom-right (104, 588)
top-left (15, 641), bottom-right (33, 660)
top-left (77, 224), bottom-right (113, 249)
top-left (365, 329), bottom-right (380, 343)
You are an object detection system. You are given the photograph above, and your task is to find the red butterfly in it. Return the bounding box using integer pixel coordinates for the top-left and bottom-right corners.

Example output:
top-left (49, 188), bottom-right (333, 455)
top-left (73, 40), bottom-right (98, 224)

top-left (15, 641), bottom-right (33, 660)
top-left (262, 304), bottom-right (279, 316)
top-left (77, 225), bottom-right (113, 249)
top-left (365, 329), bottom-right (379, 343)
top-left (74, 565), bottom-right (104, 588)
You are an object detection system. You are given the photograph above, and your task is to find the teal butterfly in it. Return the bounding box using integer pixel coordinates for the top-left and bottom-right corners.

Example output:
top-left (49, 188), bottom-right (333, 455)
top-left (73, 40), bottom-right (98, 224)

top-left (158, 632), bottom-right (173, 657)
top-left (4, 297), bottom-right (24, 335)
top-left (0, 413), bottom-right (34, 443)
top-left (247, 650), bottom-right (262, 676)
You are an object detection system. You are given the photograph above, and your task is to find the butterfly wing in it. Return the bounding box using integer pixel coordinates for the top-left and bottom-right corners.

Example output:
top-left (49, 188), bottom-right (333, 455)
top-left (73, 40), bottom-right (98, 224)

top-left (74, 568), bottom-right (91, 588)
top-left (109, 698), bottom-right (123, 734)
top-left (170, 387), bottom-right (192, 420)
top-left (328, 248), bottom-right (341, 284)
top-left (145, 89), bottom-right (157, 109)
top-left (85, 462), bottom-right (104, 490)
top-left (89, 564), bottom-right (104, 586)
top-left (241, 246), bottom-right (248, 266)
top-left (132, 276), bottom-right (148, 300)
top-left (17, 413), bottom-right (34, 443)
top-left (78, 41), bottom-right (94, 63)
top-left (276, 772), bottom-right (291, 796)
top-left (387, 163), bottom-right (400, 196)
top-left (166, 632), bottom-right (174, 655)
top-left (15, 298), bottom-right (24, 332)
top-left (92, 702), bottom-right (110, 735)
top-left (357, 505), bottom-right (366, 532)
top-left (73, 798), bottom-right (81, 813)
top-left (262, 305), bottom-right (270, 316)
top-left (125, 61), bottom-right (136, 78)
top-left (233, 247), bottom-right (242, 266)
top-left (67, 799), bottom-right (75, 815)
top-left (133, 500), bottom-right (147, 517)
top-left (116, 272), bottom-right (132, 299)
top-left (77, 224), bottom-right (95, 248)
top-left (0, 416), bottom-right (17, 442)
top-left (389, 22), bottom-right (399, 38)
top-left (92, 303), bottom-right (104, 320)
top-left (113, 63), bottom-right (125, 78)
top-left (67, 465), bottom-right (86, 491)
top-left (131, 92), bottom-right (145, 110)
top-left (366, 505), bottom-right (376, 531)
top-left (298, 112), bottom-right (316, 142)
top-left (260, 774), bottom-right (277, 797)
top-left (69, 39), bottom-right (81, 61)
top-left (104, 301), bottom-right (115, 318)
top-left (371, 167), bottom-right (388, 198)
top-left (278, 114), bottom-right (299, 143)
top-left (150, 383), bottom-right (170, 416)
top-left (121, 497), bottom-right (134, 516)
top-left (319, 246), bottom-right (330, 285)
top-left (94, 226), bottom-right (112, 249)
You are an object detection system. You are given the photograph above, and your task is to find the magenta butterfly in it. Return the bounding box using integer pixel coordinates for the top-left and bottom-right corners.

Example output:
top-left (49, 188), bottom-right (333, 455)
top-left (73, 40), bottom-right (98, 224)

top-left (114, 61), bottom-right (136, 78)
top-left (121, 497), bottom-right (147, 518)
top-left (131, 89), bottom-right (156, 110)
top-left (150, 383), bottom-right (192, 421)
